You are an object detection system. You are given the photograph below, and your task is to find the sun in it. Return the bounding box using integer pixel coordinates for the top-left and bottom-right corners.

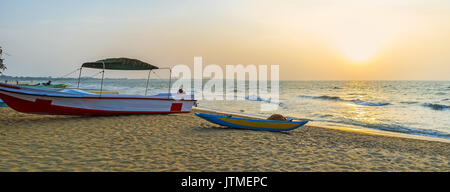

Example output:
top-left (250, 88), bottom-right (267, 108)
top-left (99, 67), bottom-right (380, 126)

top-left (333, 29), bottom-right (382, 63)
top-left (339, 43), bottom-right (378, 63)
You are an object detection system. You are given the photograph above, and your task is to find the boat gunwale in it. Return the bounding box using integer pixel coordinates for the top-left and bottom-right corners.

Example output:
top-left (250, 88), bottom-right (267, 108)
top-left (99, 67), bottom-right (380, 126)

top-left (0, 83), bottom-right (197, 102)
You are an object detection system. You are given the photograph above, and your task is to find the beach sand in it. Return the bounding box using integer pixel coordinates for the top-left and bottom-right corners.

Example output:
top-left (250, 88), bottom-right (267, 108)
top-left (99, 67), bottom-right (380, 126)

top-left (0, 107), bottom-right (448, 172)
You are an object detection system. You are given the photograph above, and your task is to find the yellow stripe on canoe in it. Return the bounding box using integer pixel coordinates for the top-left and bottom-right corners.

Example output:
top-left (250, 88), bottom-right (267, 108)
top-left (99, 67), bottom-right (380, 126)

top-left (218, 117), bottom-right (299, 129)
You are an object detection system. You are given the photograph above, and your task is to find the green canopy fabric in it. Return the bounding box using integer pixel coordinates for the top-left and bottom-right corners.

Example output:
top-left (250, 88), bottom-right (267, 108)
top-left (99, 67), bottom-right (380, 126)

top-left (82, 58), bottom-right (158, 70)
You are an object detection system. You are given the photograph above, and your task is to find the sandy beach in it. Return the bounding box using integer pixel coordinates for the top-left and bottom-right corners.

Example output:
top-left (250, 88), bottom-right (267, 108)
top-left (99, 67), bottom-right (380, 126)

top-left (0, 107), bottom-right (448, 172)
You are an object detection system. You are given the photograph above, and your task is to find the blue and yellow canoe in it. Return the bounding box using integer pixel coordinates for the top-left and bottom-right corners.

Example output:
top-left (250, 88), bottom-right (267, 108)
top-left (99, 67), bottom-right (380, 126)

top-left (195, 113), bottom-right (308, 131)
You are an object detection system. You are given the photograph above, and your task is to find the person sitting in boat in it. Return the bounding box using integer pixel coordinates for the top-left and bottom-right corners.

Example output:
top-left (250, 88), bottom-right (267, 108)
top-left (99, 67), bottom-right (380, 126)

top-left (267, 114), bottom-right (287, 121)
top-left (178, 88), bottom-right (186, 94)
top-left (42, 80), bottom-right (52, 86)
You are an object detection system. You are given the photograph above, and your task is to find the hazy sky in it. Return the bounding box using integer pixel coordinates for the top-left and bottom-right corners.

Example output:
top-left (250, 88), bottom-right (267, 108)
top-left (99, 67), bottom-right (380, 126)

top-left (1, 0), bottom-right (450, 80)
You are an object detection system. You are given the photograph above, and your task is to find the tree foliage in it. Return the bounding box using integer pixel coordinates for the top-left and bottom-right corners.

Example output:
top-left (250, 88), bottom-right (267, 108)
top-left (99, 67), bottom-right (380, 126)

top-left (0, 47), bottom-right (5, 73)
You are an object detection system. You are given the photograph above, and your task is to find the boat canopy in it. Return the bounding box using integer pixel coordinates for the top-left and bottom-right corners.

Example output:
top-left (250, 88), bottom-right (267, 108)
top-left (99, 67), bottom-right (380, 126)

top-left (82, 58), bottom-right (158, 70)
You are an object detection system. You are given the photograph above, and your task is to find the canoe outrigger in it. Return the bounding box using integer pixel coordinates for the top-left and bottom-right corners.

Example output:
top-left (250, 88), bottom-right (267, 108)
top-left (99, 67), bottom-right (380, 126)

top-left (0, 58), bottom-right (196, 115)
top-left (195, 113), bottom-right (308, 131)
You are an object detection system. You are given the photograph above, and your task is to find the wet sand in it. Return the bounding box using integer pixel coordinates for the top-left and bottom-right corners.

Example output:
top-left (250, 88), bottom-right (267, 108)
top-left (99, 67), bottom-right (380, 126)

top-left (0, 107), bottom-right (449, 171)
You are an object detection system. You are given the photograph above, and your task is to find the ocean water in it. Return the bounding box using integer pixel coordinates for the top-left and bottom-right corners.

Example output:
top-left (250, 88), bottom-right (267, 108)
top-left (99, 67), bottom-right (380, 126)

top-left (2, 77), bottom-right (450, 139)
top-left (197, 81), bottom-right (450, 140)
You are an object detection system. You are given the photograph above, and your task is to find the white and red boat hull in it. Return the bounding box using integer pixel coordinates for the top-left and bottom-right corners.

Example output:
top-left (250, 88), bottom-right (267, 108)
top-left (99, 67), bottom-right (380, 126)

top-left (0, 83), bottom-right (196, 115)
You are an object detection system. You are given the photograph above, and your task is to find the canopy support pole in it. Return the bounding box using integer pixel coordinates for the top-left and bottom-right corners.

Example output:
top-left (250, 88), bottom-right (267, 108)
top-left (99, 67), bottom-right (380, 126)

top-left (77, 67), bottom-right (83, 88)
top-left (168, 68), bottom-right (172, 99)
top-left (151, 67), bottom-right (172, 99)
top-left (145, 69), bottom-right (152, 96)
top-left (100, 61), bottom-right (105, 98)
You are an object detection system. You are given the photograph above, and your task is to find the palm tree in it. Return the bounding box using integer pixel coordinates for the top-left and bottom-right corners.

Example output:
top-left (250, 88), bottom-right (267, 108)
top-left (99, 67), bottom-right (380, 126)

top-left (0, 46), bottom-right (6, 74)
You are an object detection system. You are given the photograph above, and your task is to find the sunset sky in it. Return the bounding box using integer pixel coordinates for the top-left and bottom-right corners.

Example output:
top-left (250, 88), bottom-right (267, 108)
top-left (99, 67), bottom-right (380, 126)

top-left (1, 0), bottom-right (449, 80)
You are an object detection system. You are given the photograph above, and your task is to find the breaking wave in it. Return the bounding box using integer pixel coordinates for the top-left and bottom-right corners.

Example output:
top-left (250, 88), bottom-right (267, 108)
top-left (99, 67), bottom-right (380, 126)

top-left (297, 95), bottom-right (344, 101)
top-left (354, 99), bottom-right (390, 106)
top-left (422, 103), bottom-right (450, 111)
top-left (399, 101), bottom-right (419, 104)
top-left (297, 95), bottom-right (390, 106)
top-left (245, 96), bottom-right (286, 108)
top-left (323, 119), bottom-right (450, 139)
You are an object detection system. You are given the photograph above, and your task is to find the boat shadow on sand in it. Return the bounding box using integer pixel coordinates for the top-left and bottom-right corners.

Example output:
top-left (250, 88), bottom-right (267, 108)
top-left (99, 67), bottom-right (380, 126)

top-left (195, 125), bottom-right (297, 135)
top-left (0, 113), bottom-right (172, 129)
top-left (1, 115), bottom-right (101, 125)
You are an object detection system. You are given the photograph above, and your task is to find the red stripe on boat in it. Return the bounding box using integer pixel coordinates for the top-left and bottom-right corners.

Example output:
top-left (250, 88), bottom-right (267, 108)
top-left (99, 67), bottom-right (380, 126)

top-left (170, 103), bottom-right (183, 112)
top-left (0, 83), bottom-right (21, 90)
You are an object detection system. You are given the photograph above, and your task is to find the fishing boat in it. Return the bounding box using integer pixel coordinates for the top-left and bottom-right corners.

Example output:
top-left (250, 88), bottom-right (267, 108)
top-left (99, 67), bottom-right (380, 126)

top-left (4, 81), bottom-right (68, 88)
top-left (0, 58), bottom-right (196, 115)
top-left (195, 113), bottom-right (308, 131)
top-left (16, 83), bottom-right (69, 88)
top-left (25, 83), bottom-right (69, 88)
